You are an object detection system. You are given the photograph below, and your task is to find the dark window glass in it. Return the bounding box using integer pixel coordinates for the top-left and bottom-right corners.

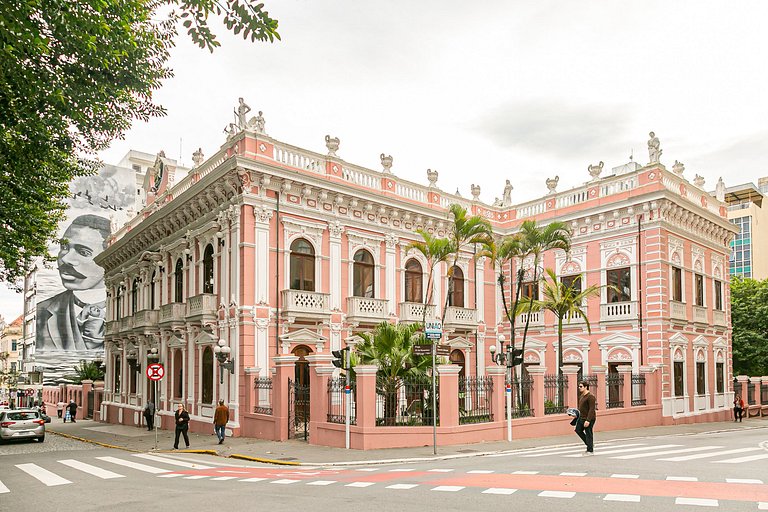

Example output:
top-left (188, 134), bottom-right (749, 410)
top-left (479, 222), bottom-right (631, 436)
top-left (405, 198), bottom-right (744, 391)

top-left (521, 281), bottom-right (539, 301)
top-left (696, 361), bottom-right (706, 396)
top-left (448, 266), bottom-right (464, 307)
top-left (203, 244), bottom-right (215, 294)
top-left (114, 357), bottom-right (121, 393)
top-left (560, 274), bottom-right (582, 294)
top-left (607, 267), bottom-right (631, 302)
top-left (131, 278), bottom-right (139, 314)
top-left (353, 250), bottom-right (375, 297)
top-left (674, 361), bottom-right (685, 397)
top-left (150, 270), bottom-right (157, 309)
top-left (716, 362), bottom-right (724, 393)
top-left (695, 274), bottom-right (704, 307)
top-left (290, 239), bottom-right (315, 291)
top-left (202, 346), bottom-right (213, 404)
top-left (715, 280), bottom-right (723, 310)
top-left (174, 258), bottom-right (184, 302)
top-left (174, 350), bottom-right (183, 399)
top-left (404, 259), bottom-right (423, 303)
top-left (672, 267), bottom-right (682, 302)
top-left (116, 288), bottom-right (123, 320)
top-left (129, 359), bottom-right (137, 394)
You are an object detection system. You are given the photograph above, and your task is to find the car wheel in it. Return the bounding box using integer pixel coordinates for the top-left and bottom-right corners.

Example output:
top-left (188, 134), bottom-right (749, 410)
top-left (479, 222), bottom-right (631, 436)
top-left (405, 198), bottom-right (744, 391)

top-left (37, 435), bottom-right (45, 443)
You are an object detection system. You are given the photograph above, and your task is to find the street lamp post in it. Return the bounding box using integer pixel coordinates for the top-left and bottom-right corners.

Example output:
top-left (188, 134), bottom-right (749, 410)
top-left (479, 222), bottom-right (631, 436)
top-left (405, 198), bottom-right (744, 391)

top-left (214, 339), bottom-right (235, 385)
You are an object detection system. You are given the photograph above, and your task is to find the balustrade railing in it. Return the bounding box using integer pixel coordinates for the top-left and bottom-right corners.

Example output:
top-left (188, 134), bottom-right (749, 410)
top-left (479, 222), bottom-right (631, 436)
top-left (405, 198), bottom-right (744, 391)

top-left (600, 301), bottom-right (637, 322)
top-left (399, 302), bottom-right (436, 323)
top-left (282, 289), bottom-right (331, 317)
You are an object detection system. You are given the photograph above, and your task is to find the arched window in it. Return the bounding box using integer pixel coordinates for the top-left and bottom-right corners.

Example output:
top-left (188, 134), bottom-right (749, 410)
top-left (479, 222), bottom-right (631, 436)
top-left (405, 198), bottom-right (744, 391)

top-left (353, 250), bottom-right (375, 298)
top-left (404, 259), bottom-right (423, 303)
top-left (150, 270), bottom-right (157, 309)
top-left (173, 350), bottom-right (183, 399)
top-left (202, 346), bottom-right (213, 404)
top-left (203, 244), bottom-right (214, 294)
top-left (174, 258), bottom-right (184, 302)
top-left (131, 278), bottom-right (139, 314)
top-left (448, 266), bottom-right (464, 307)
top-left (290, 239), bottom-right (315, 291)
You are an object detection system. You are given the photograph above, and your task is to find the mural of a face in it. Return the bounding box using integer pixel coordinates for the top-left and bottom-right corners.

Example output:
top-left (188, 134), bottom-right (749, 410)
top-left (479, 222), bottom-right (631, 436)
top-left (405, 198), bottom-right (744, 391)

top-left (58, 224), bottom-right (107, 291)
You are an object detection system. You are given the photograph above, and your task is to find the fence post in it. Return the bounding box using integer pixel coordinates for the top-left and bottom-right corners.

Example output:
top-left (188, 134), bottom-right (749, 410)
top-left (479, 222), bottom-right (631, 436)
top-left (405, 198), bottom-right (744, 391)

top-left (437, 364), bottom-right (461, 428)
top-left (617, 365), bottom-right (633, 408)
top-left (561, 365), bottom-right (581, 409)
top-left (749, 376), bottom-right (762, 415)
top-left (354, 365), bottom-right (378, 430)
top-left (526, 365), bottom-right (546, 417)
top-left (307, 354), bottom-right (335, 441)
top-left (486, 366), bottom-right (506, 425)
top-left (272, 355), bottom-right (298, 441)
top-left (640, 366), bottom-right (659, 405)
top-left (591, 365), bottom-right (607, 409)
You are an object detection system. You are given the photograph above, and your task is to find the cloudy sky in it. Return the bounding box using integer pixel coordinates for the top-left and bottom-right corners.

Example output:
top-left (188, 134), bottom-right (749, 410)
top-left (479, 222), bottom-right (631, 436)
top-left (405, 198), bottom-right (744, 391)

top-left (2, 0), bottom-right (767, 320)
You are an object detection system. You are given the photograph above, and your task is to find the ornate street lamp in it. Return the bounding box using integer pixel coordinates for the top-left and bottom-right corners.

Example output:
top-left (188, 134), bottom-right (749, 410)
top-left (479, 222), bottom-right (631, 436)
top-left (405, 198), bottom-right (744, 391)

top-left (214, 339), bottom-right (235, 384)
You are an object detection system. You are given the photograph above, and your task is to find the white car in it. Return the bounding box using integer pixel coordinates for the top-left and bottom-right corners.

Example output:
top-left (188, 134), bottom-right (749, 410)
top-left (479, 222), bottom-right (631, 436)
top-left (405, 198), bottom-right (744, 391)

top-left (0, 409), bottom-right (46, 443)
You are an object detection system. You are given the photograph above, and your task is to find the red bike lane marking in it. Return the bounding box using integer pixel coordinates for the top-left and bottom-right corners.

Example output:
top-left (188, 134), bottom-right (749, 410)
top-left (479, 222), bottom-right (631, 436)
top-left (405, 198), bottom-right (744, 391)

top-left (165, 466), bottom-right (433, 483)
top-left (428, 474), bottom-right (768, 502)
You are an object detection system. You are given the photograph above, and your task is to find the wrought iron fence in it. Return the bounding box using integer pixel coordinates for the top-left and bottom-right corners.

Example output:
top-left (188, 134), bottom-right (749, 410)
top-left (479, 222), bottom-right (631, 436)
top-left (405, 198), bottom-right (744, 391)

top-left (747, 382), bottom-right (756, 405)
top-left (631, 373), bottom-right (646, 406)
top-left (544, 374), bottom-right (568, 414)
top-left (375, 374), bottom-right (438, 426)
top-left (327, 376), bottom-right (356, 425)
top-left (762, 383), bottom-right (768, 405)
top-left (458, 376), bottom-right (493, 424)
top-left (505, 373), bottom-right (534, 418)
top-left (605, 372), bottom-right (624, 409)
top-left (253, 377), bottom-right (273, 415)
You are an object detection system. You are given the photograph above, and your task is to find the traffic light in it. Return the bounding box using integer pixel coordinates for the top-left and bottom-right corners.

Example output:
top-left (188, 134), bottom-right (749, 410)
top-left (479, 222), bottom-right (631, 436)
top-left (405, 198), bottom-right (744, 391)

top-left (510, 348), bottom-right (524, 367)
top-left (332, 347), bottom-right (349, 369)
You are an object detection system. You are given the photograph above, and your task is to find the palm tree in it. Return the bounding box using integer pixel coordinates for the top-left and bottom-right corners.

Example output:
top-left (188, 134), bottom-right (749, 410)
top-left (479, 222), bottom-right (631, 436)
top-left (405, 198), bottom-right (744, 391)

top-left (67, 360), bottom-right (105, 384)
top-left (534, 268), bottom-right (602, 407)
top-left (356, 322), bottom-right (431, 425)
top-left (442, 203), bottom-right (493, 323)
top-left (405, 230), bottom-right (455, 326)
top-left (516, 220), bottom-right (571, 379)
top-left (478, 234), bottom-right (526, 345)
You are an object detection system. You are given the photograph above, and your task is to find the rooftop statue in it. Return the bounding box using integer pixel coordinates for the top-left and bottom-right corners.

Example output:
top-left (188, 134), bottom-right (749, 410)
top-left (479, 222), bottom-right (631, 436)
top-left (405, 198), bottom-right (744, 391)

top-left (235, 97), bottom-right (251, 129)
top-left (716, 177), bottom-right (726, 202)
top-left (501, 179), bottom-right (513, 206)
top-left (546, 175), bottom-right (559, 194)
top-left (588, 161), bottom-right (604, 181)
top-left (648, 131), bottom-right (662, 164)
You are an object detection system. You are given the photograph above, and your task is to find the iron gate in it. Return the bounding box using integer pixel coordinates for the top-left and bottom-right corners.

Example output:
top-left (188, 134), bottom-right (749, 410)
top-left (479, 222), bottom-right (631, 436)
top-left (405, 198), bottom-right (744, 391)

top-left (86, 390), bottom-right (95, 419)
top-left (288, 378), bottom-right (310, 440)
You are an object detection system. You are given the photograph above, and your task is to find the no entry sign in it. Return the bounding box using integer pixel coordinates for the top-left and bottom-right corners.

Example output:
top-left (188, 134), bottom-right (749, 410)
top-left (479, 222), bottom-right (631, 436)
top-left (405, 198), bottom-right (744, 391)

top-left (146, 363), bottom-right (165, 381)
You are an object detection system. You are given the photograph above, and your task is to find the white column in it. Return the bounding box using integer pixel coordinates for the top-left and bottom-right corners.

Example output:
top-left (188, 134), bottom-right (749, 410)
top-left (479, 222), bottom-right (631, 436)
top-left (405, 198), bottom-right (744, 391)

top-left (476, 257), bottom-right (485, 323)
top-left (253, 207), bottom-right (271, 305)
top-left (476, 334), bottom-right (485, 376)
top-left (329, 222), bottom-right (344, 310)
top-left (255, 318), bottom-right (269, 376)
top-left (385, 237), bottom-right (397, 313)
top-left (434, 262), bottom-right (443, 319)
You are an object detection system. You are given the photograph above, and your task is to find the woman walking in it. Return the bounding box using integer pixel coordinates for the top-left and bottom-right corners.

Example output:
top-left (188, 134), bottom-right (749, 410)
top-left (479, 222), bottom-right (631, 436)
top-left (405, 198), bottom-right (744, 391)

top-left (173, 403), bottom-right (190, 449)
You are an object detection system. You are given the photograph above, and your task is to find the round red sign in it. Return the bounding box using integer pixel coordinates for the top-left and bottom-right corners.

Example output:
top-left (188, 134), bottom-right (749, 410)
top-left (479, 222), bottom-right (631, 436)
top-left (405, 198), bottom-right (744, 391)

top-left (146, 363), bottom-right (165, 381)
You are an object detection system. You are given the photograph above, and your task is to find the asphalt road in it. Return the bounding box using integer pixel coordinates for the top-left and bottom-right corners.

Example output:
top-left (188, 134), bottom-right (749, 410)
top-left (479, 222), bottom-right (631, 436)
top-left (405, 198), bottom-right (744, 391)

top-left (1, 426), bottom-right (767, 511)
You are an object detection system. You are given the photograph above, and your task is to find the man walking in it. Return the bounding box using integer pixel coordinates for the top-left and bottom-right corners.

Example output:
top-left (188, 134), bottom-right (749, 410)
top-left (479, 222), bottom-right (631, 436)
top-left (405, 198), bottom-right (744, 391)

top-left (213, 400), bottom-right (229, 445)
top-left (143, 400), bottom-right (155, 431)
top-left (575, 380), bottom-right (596, 455)
top-left (67, 400), bottom-right (78, 423)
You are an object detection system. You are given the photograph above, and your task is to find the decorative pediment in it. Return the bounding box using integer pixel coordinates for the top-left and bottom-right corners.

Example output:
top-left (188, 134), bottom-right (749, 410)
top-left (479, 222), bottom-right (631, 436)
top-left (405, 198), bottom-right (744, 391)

top-left (712, 336), bottom-right (726, 348)
top-left (280, 328), bottom-right (327, 353)
top-left (669, 332), bottom-right (689, 348)
top-left (563, 349), bottom-right (584, 363)
top-left (282, 216), bottom-right (326, 247)
top-left (446, 336), bottom-right (472, 349)
top-left (168, 333), bottom-right (186, 348)
top-left (193, 330), bottom-right (218, 346)
top-left (597, 332), bottom-right (640, 349)
top-left (522, 337), bottom-right (546, 350)
top-left (607, 347), bottom-right (633, 362)
top-left (563, 335), bottom-right (590, 348)
top-left (692, 335), bottom-right (708, 348)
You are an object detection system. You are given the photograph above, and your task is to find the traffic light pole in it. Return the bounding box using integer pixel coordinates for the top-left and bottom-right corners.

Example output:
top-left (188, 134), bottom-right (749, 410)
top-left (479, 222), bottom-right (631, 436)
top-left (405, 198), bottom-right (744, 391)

top-left (506, 359), bottom-right (512, 442)
top-left (431, 339), bottom-right (437, 456)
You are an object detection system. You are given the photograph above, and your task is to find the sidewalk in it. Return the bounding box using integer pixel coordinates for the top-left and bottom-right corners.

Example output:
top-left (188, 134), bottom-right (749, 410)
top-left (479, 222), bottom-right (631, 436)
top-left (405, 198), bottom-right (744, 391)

top-left (48, 418), bottom-right (767, 466)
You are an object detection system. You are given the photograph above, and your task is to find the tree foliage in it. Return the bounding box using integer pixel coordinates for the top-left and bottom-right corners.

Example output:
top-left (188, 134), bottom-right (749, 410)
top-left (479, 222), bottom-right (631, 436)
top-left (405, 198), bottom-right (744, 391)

top-left (0, 0), bottom-right (279, 287)
top-left (730, 276), bottom-right (768, 376)
top-left (66, 359), bottom-right (105, 383)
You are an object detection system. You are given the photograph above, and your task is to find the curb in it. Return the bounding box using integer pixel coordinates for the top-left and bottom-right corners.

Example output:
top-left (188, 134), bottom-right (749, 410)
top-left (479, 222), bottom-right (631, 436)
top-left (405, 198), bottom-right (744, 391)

top-left (48, 430), bottom-right (139, 453)
top-left (229, 454), bottom-right (302, 466)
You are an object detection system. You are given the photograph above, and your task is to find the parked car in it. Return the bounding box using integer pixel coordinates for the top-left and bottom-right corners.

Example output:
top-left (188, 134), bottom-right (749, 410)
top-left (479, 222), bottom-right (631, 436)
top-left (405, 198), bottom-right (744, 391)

top-left (0, 409), bottom-right (46, 443)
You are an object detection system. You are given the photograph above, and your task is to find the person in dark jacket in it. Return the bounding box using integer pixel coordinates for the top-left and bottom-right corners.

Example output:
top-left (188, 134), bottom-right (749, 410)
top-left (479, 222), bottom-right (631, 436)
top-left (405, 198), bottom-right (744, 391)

top-left (213, 400), bottom-right (229, 445)
top-left (173, 403), bottom-right (190, 449)
top-left (67, 400), bottom-right (78, 423)
top-left (575, 380), bottom-right (596, 455)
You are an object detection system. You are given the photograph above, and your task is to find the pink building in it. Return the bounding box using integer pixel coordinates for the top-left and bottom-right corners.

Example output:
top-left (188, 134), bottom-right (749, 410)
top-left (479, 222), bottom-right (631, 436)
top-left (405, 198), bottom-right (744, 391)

top-left (94, 112), bottom-right (738, 446)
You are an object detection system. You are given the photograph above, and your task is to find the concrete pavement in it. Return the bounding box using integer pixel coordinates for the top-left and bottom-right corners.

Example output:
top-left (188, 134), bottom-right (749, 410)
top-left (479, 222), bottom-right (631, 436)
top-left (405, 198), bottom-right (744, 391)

top-left (46, 417), bottom-right (767, 466)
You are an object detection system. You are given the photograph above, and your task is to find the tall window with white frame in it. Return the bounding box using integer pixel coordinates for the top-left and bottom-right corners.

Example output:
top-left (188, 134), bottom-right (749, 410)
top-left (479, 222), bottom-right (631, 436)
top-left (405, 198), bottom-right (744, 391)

top-left (353, 250), bottom-right (375, 298)
top-left (607, 267), bottom-right (631, 303)
top-left (696, 357), bottom-right (706, 396)
top-left (672, 267), bottom-right (683, 302)
top-left (673, 359), bottom-right (685, 398)
top-left (290, 239), bottom-right (315, 291)
top-left (448, 265), bottom-right (464, 307)
top-left (174, 258), bottom-right (184, 302)
top-left (150, 270), bottom-right (157, 309)
top-left (404, 259), bottom-right (423, 303)
top-left (202, 346), bottom-right (213, 404)
top-left (714, 280), bottom-right (723, 310)
top-left (715, 360), bottom-right (724, 393)
top-left (203, 244), bottom-right (215, 294)
top-left (694, 273), bottom-right (705, 307)
top-left (131, 278), bottom-right (139, 314)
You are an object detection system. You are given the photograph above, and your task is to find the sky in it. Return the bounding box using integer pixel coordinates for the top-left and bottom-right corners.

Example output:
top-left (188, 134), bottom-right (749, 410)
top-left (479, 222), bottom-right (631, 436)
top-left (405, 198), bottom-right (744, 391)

top-left (2, 0), bottom-right (767, 320)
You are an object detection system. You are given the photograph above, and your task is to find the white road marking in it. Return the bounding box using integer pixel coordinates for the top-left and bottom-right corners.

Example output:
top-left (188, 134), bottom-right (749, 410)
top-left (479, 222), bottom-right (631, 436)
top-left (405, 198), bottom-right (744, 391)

top-left (560, 472), bottom-right (587, 477)
top-left (482, 488), bottom-right (517, 495)
top-left (521, 443), bottom-right (645, 457)
top-left (611, 474), bottom-right (639, 479)
top-left (758, 502), bottom-right (768, 510)
top-left (307, 480), bottom-right (337, 486)
top-left (564, 444), bottom-right (681, 458)
top-left (431, 486), bottom-right (465, 492)
top-left (660, 447), bottom-right (759, 462)
top-left (355, 468), bottom-right (378, 472)
top-left (388, 468), bottom-right (415, 472)
top-left (467, 470), bottom-right (494, 474)
top-left (604, 494), bottom-right (641, 502)
top-left (539, 490), bottom-right (575, 498)
top-left (387, 484), bottom-right (419, 490)
top-left (183, 475), bottom-right (208, 480)
top-left (133, 453), bottom-right (214, 469)
top-left (58, 460), bottom-right (125, 479)
top-left (16, 464), bottom-right (71, 486)
top-left (428, 469), bottom-right (454, 472)
top-left (271, 479), bottom-right (300, 484)
top-left (714, 453), bottom-right (768, 464)
top-left (667, 476), bottom-right (698, 482)
top-left (239, 477), bottom-right (268, 482)
top-left (210, 477), bottom-right (238, 481)
top-left (0, 480), bottom-right (9, 494)
top-left (726, 478), bottom-right (763, 484)
top-left (346, 482), bottom-right (375, 488)
top-left (611, 446), bottom-right (723, 460)
top-left (157, 474), bottom-right (182, 478)
top-left (512, 470), bottom-right (539, 475)
top-left (675, 497), bottom-right (718, 507)
top-left (97, 456), bottom-right (170, 474)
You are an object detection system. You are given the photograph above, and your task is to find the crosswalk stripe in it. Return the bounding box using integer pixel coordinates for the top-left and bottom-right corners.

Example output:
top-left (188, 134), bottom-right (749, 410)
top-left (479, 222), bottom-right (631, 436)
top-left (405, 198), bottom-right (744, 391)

top-left (388, 468), bottom-right (415, 472)
top-left (387, 484), bottom-right (418, 490)
top-left (560, 472), bottom-right (586, 477)
top-left (346, 482), bottom-right (375, 488)
top-left (355, 468), bottom-right (377, 472)
top-left (604, 494), bottom-right (640, 502)
top-left (271, 479), bottom-right (300, 484)
top-left (183, 475), bottom-right (208, 480)
top-left (96, 456), bottom-right (170, 474)
top-left (564, 444), bottom-right (681, 457)
top-left (659, 447), bottom-right (759, 462)
top-left (512, 470), bottom-right (539, 475)
top-left (239, 477), bottom-right (268, 482)
top-left (307, 480), bottom-right (337, 486)
top-left (758, 502), bottom-right (768, 510)
top-left (157, 474), bottom-right (183, 478)
top-left (675, 497), bottom-right (718, 507)
top-left (432, 486), bottom-right (464, 492)
top-left (517, 442), bottom-right (620, 456)
top-left (0, 480), bottom-right (9, 494)
top-left (539, 490), bottom-right (575, 498)
top-left (210, 477), bottom-right (238, 481)
top-left (133, 453), bottom-right (214, 469)
top-left (667, 476), bottom-right (698, 482)
top-left (428, 469), bottom-right (454, 472)
top-left (611, 445), bottom-right (723, 460)
top-left (725, 478), bottom-right (763, 484)
top-left (16, 464), bottom-right (72, 486)
top-left (482, 488), bottom-right (517, 495)
top-left (526, 443), bottom-right (646, 457)
top-left (468, 470), bottom-right (494, 474)
top-left (611, 474), bottom-right (639, 479)
top-left (58, 460), bottom-right (125, 479)
top-left (713, 453), bottom-right (768, 464)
